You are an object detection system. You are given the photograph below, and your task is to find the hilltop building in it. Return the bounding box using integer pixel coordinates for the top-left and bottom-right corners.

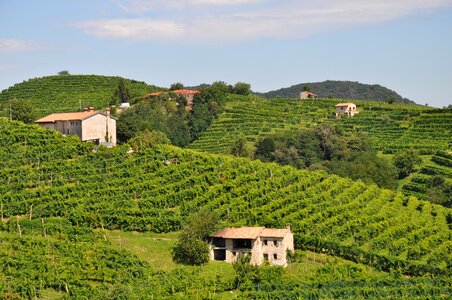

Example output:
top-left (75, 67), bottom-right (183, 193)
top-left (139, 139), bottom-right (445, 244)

top-left (35, 107), bottom-right (116, 146)
top-left (335, 102), bottom-right (358, 118)
top-left (300, 91), bottom-right (318, 99)
top-left (145, 89), bottom-right (201, 110)
top-left (209, 226), bottom-right (294, 266)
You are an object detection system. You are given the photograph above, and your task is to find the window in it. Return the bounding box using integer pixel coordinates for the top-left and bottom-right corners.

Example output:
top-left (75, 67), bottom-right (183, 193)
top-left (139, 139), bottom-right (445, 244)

top-left (273, 254), bottom-right (278, 260)
top-left (263, 254), bottom-right (269, 261)
top-left (263, 240), bottom-right (268, 246)
top-left (273, 240), bottom-right (279, 247)
top-left (232, 252), bottom-right (236, 256)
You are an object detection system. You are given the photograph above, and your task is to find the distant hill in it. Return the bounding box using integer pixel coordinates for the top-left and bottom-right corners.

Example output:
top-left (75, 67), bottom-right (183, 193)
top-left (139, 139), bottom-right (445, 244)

top-left (0, 75), bottom-right (159, 117)
top-left (257, 80), bottom-right (415, 104)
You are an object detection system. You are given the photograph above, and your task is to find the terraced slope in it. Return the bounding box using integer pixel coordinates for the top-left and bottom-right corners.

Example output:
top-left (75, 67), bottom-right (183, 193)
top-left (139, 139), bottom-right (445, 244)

top-left (1, 118), bottom-right (450, 276)
top-left (189, 95), bottom-right (450, 155)
top-left (0, 75), bottom-right (157, 117)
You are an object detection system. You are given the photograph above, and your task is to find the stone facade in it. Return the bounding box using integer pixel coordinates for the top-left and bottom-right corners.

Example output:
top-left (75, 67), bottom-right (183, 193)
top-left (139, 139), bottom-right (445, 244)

top-left (35, 109), bottom-right (116, 146)
top-left (209, 226), bottom-right (294, 267)
top-left (300, 91), bottom-right (318, 99)
top-left (335, 102), bottom-right (358, 118)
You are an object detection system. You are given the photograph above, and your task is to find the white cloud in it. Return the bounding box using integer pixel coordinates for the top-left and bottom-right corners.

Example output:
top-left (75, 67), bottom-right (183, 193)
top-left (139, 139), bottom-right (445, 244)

top-left (117, 0), bottom-right (268, 13)
top-left (74, 19), bottom-right (185, 40)
top-left (79, 0), bottom-right (452, 42)
top-left (0, 39), bottom-right (42, 52)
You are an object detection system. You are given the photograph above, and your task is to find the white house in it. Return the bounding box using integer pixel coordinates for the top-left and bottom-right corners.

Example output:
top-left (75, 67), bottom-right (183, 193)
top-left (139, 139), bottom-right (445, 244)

top-left (335, 102), bottom-right (358, 118)
top-left (300, 91), bottom-right (318, 99)
top-left (209, 226), bottom-right (294, 267)
top-left (35, 107), bottom-right (116, 146)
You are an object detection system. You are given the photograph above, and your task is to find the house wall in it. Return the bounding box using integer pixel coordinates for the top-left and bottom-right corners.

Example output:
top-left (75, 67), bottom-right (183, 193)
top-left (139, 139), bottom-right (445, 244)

top-left (210, 232), bottom-right (294, 267)
top-left (336, 105), bottom-right (358, 118)
top-left (81, 114), bottom-right (116, 145)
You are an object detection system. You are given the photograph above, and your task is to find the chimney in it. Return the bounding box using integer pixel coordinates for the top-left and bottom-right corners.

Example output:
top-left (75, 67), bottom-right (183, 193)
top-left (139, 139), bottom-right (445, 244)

top-left (83, 107), bottom-right (89, 112)
top-left (287, 224), bottom-right (291, 231)
top-left (105, 108), bottom-right (110, 116)
top-left (89, 107), bottom-right (94, 111)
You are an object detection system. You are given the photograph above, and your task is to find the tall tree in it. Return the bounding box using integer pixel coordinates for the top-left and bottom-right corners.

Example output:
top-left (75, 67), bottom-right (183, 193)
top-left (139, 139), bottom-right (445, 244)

top-left (169, 82), bottom-right (184, 91)
top-left (233, 82), bottom-right (252, 95)
top-left (9, 99), bottom-right (37, 123)
top-left (113, 79), bottom-right (131, 104)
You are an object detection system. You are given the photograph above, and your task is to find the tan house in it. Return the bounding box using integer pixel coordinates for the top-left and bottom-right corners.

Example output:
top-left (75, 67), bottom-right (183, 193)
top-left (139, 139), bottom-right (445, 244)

top-left (209, 226), bottom-right (294, 267)
top-left (35, 107), bottom-right (116, 146)
top-left (335, 102), bottom-right (358, 118)
top-left (145, 89), bottom-right (201, 110)
top-left (300, 91), bottom-right (318, 99)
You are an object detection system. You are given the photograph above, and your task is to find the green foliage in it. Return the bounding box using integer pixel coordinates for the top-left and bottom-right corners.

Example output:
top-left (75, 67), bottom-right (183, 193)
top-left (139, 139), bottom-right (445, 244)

top-left (57, 70), bottom-right (70, 75)
top-left (113, 78), bottom-right (131, 105)
top-left (258, 80), bottom-right (414, 104)
top-left (394, 149), bottom-right (422, 179)
top-left (328, 151), bottom-right (398, 189)
top-left (172, 211), bottom-right (218, 265)
top-left (9, 98), bottom-right (37, 123)
top-left (233, 255), bottom-right (285, 291)
top-left (0, 75), bottom-right (158, 117)
top-left (230, 136), bottom-right (254, 158)
top-left (0, 119), bottom-right (450, 277)
top-left (128, 129), bottom-right (171, 151)
top-left (169, 82), bottom-right (184, 90)
top-left (233, 82), bottom-right (252, 95)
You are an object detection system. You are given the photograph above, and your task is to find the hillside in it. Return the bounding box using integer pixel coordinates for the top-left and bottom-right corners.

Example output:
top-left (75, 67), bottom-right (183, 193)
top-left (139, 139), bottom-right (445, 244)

top-left (257, 80), bottom-right (415, 104)
top-left (0, 118), bottom-right (450, 298)
top-left (0, 75), bottom-right (158, 118)
top-left (188, 95), bottom-right (450, 155)
top-left (188, 95), bottom-right (451, 202)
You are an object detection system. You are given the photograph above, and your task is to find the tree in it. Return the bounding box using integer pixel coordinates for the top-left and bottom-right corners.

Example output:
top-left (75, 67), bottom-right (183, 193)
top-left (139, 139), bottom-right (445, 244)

top-left (113, 79), bottom-right (131, 104)
top-left (169, 82), bottom-right (184, 91)
top-left (58, 70), bottom-right (70, 75)
top-left (303, 85), bottom-right (311, 92)
top-left (230, 137), bottom-right (254, 158)
top-left (233, 82), bottom-right (251, 95)
top-left (393, 149), bottom-right (422, 179)
top-left (172, 210), bottom-right (218, 265)
top-left (9, 99), bottom-right (37, 123)
top-left (128, 130), bottom-right (170, 151)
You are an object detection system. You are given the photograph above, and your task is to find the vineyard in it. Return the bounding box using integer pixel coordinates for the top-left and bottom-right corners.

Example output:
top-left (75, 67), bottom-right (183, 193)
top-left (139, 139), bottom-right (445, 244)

top-left (188, 95), bottom-right (450, 155)
top-left (1, 118), bottom-right (451, 263)
top-left (0, 75), bottom-right (158, 117)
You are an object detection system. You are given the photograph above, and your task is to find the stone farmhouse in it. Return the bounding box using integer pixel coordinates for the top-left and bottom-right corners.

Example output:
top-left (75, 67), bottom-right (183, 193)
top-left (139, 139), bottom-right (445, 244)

top-left (335, 102), bottom-right (358, 118)
top-left (145, 89), bottom-right (201, 110)
top-left (300, 91), bottom-right (318, 99)
top-left (35, 107), bottom-right (116, 146)
top-left (209, 226), bottom-right (294, 267)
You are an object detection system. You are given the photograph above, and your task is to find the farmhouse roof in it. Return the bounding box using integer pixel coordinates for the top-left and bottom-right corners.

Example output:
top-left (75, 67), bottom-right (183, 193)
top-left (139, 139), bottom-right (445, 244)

top-left (260, 228), bottom-right (291, 238)
top-left (301, 91), bottom-right (318, 96)
top-left (335, 102), bottom-right (355, 107)
top-left (35, 111), bottom-right (101, 123)
top-left (144, 89), bottom-right (200, 97)
top-left (211, 227), bottom-right (265, 239)
top-left (211, 226), bottom-right (291, 239)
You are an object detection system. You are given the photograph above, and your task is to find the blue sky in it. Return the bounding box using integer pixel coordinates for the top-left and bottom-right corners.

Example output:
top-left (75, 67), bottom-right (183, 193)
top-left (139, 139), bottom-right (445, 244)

top-left (1, 0), bottom-right (452, 107)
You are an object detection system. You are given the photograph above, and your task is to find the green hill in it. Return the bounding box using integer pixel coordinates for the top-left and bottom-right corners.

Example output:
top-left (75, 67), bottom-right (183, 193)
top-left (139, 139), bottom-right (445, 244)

top-left (188, 95), bottom-right (451, 203)
top-left (257, 80), bottom-right (415, 104)
top-left (0, 118), bottom-right (451, 298)
top-left (188, 95), bottom-right (450, 155)
top-left (0, 75), bottom-right (158, 117)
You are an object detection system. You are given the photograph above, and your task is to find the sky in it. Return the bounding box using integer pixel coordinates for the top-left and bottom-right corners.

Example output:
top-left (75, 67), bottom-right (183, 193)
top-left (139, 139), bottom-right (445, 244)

top-left (1, 0), bottom-right (452, 107)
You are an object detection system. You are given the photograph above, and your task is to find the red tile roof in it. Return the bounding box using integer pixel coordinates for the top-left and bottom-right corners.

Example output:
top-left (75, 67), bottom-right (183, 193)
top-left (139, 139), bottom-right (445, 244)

top-left (335, 102), bottom-right (355, 107)
top-left (35, 111), bottom-right (100, 123)
top-left (261, 228), bottom-right (291, 238)
top-left (211, 226), bottom-right (290, 239)
top-left (211, 227), bottom-right (265, 239)
top-left (145, 89), bottom-right (200, 97)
